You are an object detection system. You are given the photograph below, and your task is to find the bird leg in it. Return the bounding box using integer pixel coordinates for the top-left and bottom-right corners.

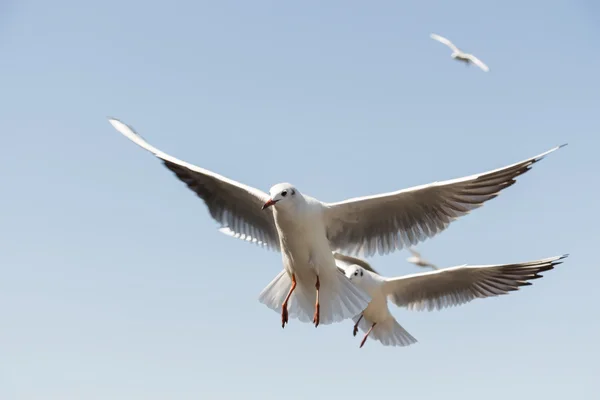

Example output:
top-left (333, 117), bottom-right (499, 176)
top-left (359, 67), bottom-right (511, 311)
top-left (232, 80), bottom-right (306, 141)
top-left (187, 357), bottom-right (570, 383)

top-left (359, 322), bottom-right (377, 348)
top-left (313, 275), bottom-right (320, 327)
top-left (281, 274), bottom-right (296, 329)
top-left (353, 314), bottom-right (363, 336)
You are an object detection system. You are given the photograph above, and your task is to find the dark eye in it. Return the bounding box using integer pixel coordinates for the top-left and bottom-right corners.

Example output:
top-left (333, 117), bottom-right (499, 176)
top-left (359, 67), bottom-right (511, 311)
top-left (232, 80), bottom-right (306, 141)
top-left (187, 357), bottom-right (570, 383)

top-left (360, 270), bottom-right (364, 277)
top-left (291, 189), bottom-right (295, 195)
top-left (354, 271), bottom-right (358, 276)
top-left (281, 190), bottom-right (288, 197)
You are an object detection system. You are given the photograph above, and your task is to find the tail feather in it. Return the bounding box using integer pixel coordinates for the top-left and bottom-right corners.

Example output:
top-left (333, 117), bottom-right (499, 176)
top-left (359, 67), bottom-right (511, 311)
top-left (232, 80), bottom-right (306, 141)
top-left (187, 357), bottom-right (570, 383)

top-left (258, 270), bottom-right (371, 325)
top-left (353, 315), bottom-right (418, 347)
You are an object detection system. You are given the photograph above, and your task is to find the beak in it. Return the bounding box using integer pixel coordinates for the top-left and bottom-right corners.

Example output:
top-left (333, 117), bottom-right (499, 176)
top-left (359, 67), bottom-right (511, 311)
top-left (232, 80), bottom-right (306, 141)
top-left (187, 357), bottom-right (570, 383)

top-left (262, 198), bottom-right (278, 210)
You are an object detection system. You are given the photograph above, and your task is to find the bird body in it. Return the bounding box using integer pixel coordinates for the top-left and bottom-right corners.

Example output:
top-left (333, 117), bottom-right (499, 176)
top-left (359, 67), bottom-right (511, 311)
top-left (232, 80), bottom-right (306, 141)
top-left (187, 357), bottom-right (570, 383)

top-left (452, 52), bottom-right (468, 61)
top-left (260, 186), bottom-right (371, 326)
top-left (335, 256), bottom-right (417, 348)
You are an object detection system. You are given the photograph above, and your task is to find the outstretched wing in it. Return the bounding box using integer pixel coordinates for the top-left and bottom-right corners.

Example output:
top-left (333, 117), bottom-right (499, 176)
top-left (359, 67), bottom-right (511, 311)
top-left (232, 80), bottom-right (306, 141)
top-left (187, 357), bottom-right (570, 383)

top-left (466, 54), bottom-right (490, 72)
top-left (323, 145), bottom-right (566, 257)
top-left (430, 33), bottom-right (460, 53)
top-left (383, 255), bottom-right (568, 311)
top-left (109, 118), bottom-right (280, 251)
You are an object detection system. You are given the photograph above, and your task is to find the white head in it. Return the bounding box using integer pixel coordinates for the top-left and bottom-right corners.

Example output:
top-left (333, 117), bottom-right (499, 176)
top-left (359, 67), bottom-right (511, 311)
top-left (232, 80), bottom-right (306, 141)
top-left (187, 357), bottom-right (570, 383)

top-left (343, 264), bottom-right (378, 292)
top-left (261, 183), bottom-right (301, 210)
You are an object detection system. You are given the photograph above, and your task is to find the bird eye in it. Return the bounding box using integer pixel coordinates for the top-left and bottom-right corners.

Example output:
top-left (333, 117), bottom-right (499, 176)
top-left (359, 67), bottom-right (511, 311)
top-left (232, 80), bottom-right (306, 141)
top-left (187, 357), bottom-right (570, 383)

top-left (281, 190), bottom-right (288, 197)
top-left (360, 270), bottom-right (363, 277)
top-left (291, 189), bottom-right (295, 195)
top-left (354, 271), bottom-right (358, 276)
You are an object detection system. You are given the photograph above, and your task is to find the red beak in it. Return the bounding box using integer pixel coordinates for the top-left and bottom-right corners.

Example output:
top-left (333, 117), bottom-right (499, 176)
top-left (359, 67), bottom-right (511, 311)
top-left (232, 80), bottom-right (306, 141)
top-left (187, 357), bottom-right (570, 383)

top-left (262, 198), bottom-right (278, 210)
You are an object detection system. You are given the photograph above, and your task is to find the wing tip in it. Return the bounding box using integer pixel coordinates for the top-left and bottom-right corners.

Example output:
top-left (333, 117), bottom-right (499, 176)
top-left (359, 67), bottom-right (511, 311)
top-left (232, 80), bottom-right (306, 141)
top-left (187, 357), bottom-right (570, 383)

top-left (550, 253), bottom-right (569, 263)
top-left (107, 116), bottom-right (140, 138)
top-left (530, 254), bottom-right (568, 275)
top-left (107, 116), bottom-right (123, 128)
top-left (551, 143), bottom-right (568, 153)
top-left (532, 143), bottom-right (568, 163)
top-left (107, 116), bottom-right (130, 131)
top-left (429, 33), bottom-right (445, 42)
top-left (107, 116), bottom-right (160, 156)
top-left (551, 254), bottom-right (569, 265)
top-left (550, 142), bottom-right (569, 152)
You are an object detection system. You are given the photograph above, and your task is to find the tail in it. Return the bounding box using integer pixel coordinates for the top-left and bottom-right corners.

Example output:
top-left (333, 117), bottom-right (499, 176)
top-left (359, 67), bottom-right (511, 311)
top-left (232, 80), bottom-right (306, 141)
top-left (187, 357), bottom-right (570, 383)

top-left (258, 270), bottom-right (371, 325)
top-left (354, 315), bottom-right (418, 347)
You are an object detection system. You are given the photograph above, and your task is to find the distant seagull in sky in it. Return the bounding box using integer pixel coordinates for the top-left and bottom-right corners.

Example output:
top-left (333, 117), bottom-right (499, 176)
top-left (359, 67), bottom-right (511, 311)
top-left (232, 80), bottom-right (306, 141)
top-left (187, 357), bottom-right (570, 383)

top-left (430, 33), bottom-right (490, 72)
top-left (334, 252), bottom-right (568, 348)
top-left (406, 248), bottom-right (438, 270)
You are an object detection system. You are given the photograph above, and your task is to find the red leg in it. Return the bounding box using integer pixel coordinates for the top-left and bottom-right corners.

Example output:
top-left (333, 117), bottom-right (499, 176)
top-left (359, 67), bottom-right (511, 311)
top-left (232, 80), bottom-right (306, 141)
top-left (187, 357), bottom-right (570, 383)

top-left (359, 322), bottom-right (376, 348)
top-left (281, 274), bottom-right (296, 329)
top-left (313, 275), bottom-right (320, 327)
top-left (353, 314), bottom-right (363, 337)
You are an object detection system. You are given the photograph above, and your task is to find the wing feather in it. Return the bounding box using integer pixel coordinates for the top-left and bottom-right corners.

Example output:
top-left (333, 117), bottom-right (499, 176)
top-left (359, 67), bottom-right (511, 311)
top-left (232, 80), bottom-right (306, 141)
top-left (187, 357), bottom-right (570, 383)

top-left (382, 255), bottom-right (568, 311)
top-left (323, 145), bottom-right (566, 257)
top-left (467, 54), bottom-right (490, 72)
top-left (430, 33), bottom-right (460, 53)
top-left (108, 118), bottom-right (280, 251)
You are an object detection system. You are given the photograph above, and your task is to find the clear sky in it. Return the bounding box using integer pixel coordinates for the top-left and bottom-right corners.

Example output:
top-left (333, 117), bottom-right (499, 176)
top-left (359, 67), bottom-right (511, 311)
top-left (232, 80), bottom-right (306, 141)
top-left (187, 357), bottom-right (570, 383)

top-left (1, 1), bottom-right (599, 399)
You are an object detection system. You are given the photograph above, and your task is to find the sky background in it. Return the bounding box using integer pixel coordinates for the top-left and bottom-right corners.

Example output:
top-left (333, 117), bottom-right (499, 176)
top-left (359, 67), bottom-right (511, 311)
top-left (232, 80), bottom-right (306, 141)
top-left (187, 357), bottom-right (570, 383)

top-left (1, 1), bottom-right (599, 399)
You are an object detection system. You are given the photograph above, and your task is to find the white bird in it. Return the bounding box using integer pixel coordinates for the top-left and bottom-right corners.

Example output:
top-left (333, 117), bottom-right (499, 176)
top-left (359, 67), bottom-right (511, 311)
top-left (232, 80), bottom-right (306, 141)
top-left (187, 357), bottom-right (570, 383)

top-left (108, 117), bottom-right (565, 329)
top-left (430, 33), bottom-right (490, 72)
top-left (334, 252), bottom-right (568, 348)
top-left (406, 248), bottom-right (438, 270)
top-left (333, 253), bottom-right (418, 348)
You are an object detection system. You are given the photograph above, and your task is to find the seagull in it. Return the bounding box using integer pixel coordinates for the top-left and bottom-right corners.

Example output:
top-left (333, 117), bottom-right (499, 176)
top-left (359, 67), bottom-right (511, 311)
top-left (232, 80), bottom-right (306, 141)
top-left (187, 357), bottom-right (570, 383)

top-left (333, 252), bottom-right (418, 348)
top-left (430, 33), bottom-right (490, 72)
top-left (406, 248), bottom-right (438, 270)
top-left (109, 118), bottom-right (369, 328)
top-left (334, 252), bottom-right (568, 348)
top-left (108, 117), bottom-right (565, 329)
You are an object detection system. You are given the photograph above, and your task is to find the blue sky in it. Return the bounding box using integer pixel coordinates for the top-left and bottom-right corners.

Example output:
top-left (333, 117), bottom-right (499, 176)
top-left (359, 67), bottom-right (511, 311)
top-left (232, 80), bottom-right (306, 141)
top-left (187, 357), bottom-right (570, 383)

top-left (1, 1), bottom-right (599, 399)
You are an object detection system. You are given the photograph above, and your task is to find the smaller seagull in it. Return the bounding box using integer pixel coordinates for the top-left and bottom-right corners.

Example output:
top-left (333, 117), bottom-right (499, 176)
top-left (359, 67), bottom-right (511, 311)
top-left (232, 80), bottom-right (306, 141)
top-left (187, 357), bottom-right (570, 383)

top-left (334, 252), bottom-right (568, 348)
top-left (406, 248), bottom-right (438, 270)
top-left (333, 253), bottom-right (417, 349)
top-left (430, 33), bottom-right (490, 72)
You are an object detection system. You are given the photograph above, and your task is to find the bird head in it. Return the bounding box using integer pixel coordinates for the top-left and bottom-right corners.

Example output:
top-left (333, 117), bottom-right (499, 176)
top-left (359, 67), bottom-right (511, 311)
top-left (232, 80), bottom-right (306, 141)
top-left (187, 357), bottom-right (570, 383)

top-left (344, 265), bottom-right (365, 281)
top-left (262, 183), bottom-right (300, 210)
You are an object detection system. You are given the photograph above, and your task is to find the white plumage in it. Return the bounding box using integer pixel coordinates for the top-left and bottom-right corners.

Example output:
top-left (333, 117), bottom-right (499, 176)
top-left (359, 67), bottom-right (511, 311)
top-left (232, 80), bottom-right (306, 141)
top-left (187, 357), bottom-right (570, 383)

top-left (430, 33), bottom-right (490, 72)
top-left (108, 117), bottom-right (565, 328)
top-left (333, 253), bottom-right (418, 349)
top-left (334, 252), bottom-right (568, 348)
